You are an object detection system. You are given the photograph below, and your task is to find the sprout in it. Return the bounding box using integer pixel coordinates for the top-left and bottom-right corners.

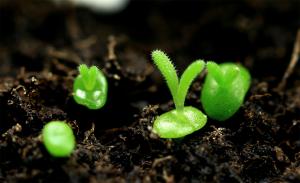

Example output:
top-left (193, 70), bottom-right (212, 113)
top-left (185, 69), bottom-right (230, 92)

top-left (151, 50), bottom-right (207, 138)
top-left (73, 64), bottom-right (108, 110)
top-left (201, 62), bottom-right (251, 121)
top-left (42, 121), bottom-right (76, 157)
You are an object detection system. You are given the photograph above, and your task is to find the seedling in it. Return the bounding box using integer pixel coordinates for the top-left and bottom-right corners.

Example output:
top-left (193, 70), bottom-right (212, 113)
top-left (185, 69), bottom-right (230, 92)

top-left (73, 64), bottom-right (108, 109)
top-left (151, 50), bottom-right (207, 138)
top-left (201, 62), bottom-right (251, 121)
top-left (42, 121), bottom-right (76, 157)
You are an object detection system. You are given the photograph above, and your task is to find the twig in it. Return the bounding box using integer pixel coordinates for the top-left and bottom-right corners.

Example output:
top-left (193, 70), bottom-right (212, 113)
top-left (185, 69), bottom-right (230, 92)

top-left (107, 35), bottom-right (117, 61)
top-left (277, 29), bottom-right (300, 91)
top-left (83, 123), bottom-right (95, 143)
top-left (152, 155), bottom-right (173, 168)
top-left (46, 47), bottom-right (82, 64)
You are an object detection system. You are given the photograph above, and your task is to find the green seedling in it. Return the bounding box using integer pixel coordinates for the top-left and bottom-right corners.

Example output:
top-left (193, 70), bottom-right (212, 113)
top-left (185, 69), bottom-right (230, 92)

top-left (151, 50), bottom-right (207, 138)
top-left (42, 121), bottom-right (76, 157)
top-left (201, 62), bottom-right (251, 121)
top-left (73, 64), bottom-right (108, 109)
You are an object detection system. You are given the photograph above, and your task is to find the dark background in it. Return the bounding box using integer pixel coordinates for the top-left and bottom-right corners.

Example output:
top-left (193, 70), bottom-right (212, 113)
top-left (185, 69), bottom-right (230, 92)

top-left (0, 1), bottom-right (300, 182)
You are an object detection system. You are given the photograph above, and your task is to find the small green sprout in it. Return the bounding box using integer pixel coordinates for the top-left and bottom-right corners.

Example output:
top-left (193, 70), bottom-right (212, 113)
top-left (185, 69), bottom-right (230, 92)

top-left (201, 62), bottom-right (251, 121)
top-left (73, 64), bottom-right (108, 109)
top-left (42, 121), bottom-right (76, 157)
top-left (151, 50), bottom-right (207, 138)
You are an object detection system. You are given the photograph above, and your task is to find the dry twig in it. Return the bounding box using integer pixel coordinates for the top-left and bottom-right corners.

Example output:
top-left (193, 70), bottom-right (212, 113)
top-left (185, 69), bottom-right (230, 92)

top-left (277, 29), bottom-right (300, 91)
top-left (107, 35), bottom-right (117, 61)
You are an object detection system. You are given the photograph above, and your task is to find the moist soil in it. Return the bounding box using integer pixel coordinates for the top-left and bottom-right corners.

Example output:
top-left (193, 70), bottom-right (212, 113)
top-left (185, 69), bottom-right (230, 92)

top-left (0, 0), bottom-right (299, 182)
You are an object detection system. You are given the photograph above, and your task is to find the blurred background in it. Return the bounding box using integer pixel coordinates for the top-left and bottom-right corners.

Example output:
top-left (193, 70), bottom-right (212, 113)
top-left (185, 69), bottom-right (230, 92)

top-left (0, 0), bottom-right (300, 82)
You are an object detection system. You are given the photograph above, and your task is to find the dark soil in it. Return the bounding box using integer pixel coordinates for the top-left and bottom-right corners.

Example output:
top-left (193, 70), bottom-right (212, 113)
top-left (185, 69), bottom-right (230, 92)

top-left (0, 0), bottom-right (299, 182)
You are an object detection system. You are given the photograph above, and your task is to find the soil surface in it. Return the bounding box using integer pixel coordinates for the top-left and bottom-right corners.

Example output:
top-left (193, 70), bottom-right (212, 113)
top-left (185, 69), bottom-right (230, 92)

top-left (0, 0), bottom-right (300, 182)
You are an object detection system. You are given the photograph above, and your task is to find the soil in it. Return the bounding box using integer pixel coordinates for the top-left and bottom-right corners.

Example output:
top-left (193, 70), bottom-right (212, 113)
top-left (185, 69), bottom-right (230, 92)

top-left (0, 0), bottom-right (299, 182)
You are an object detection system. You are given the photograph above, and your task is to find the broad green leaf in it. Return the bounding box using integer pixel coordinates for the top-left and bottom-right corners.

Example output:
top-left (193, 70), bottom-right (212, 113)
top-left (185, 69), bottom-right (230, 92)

top-left (153, 106), bottom-right (207, 138)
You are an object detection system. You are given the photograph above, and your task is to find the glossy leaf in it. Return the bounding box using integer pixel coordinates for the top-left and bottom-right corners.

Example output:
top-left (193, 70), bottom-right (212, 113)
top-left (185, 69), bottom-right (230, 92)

top-left (201, 62), bottom-right (251, 121)
top-left (42, 121), bottom-right (76, 157)
top-left (73, 64), bottom-right (108, 109)
top-left (153, 106), bottom-right (207, 138)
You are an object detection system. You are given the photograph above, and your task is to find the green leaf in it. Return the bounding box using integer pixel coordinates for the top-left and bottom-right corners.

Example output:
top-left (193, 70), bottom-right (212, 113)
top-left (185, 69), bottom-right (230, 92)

top-left (224, 65), bottom-right (239, 83)
top-left (177, 60), bottom-right (205, 109)
top-left (201, 62), bottom-right (251, 121)
top-left (74, 64), bottom-right (108, 109)
top-left (79, 65), bottom-right (99, 91)
top-left (153, 106), bottom-right (207, 138)
top-left (42, 121), bottom-right (76, 157)
top-left (151, 50), bottom-right (179, 108)
top-left (206, 61), bottom-right (224, 84)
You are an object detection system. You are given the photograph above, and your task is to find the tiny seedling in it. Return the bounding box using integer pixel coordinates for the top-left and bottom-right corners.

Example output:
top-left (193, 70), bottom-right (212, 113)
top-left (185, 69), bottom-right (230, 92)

top-left (151, 50), bottom-right (207, 138)
top-left (201, 62), bottom-right (251, 121)
top-left (42, 121), bottom-right (76, 157)
top-left (73, 64), bottom-right (108, 109)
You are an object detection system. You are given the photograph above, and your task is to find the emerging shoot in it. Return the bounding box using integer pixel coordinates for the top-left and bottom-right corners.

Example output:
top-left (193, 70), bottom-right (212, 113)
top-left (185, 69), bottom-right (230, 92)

top-left (42, 121), bottom-right (76, 157)
top-left (201, 62), bottom-right (251, 121)
top-left (73, 64), bottom-right (108, 109)
top-left (151, 50), bottom-right (207, 138)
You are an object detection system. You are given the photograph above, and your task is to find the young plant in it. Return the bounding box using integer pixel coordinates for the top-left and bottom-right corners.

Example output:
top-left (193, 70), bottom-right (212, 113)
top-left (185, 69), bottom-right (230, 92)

top-left (201, 62), bottom-right (251, 121)
top-left (42, 121), bottom-right (76, 157)
top-left (151, 50), bottom-right (207, 138)
top-left (73, 64), bottom-right (108, 109)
